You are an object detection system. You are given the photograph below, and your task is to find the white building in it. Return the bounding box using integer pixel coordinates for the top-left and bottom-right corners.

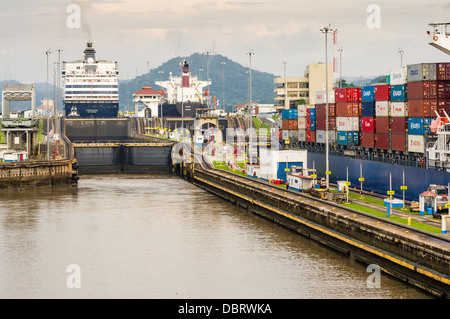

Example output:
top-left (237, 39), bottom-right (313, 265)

top-left (133, 85), bottom-right (162, 117)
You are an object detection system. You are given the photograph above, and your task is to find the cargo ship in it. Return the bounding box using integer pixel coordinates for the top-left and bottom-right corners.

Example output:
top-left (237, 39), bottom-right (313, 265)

top-left (155, 60), bottom-right (210, 118)
top-left (278, 24), bottom-right (450, 202)
top-left (62, 42), bottom-right (119, 118)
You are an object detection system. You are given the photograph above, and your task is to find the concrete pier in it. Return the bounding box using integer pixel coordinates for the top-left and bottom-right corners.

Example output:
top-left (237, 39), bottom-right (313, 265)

top-left (0, 159), bottom-right (79, 187)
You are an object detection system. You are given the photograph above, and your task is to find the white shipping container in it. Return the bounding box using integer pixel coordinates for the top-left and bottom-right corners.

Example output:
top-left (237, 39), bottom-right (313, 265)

top-left (390, 67), bottom-right (407, 85)
top-left (298, 129), bottom-right (306, 142)
top-left (336, 117), bottom-right (358, 131)
top-left (282, 130), bottom-right (289, 140)
top-left (390, 102), bottom-right (407, 117)
top-left (375, 101), bottom-right (390, 117)
top-left (315, 90), bottom-right (335, 104)
top-left (298, 116), bottom-right (307, 129)
top-left (408, 134), bottom-right (425, 153)
top-left (316, 130), bottom-right (336, 144)
top-left (298, 104), bottom-right (307, 117)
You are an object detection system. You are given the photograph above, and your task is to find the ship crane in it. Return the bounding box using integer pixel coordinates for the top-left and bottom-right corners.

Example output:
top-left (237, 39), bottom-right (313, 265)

top-left (428, 23), bottom-right (450, 56)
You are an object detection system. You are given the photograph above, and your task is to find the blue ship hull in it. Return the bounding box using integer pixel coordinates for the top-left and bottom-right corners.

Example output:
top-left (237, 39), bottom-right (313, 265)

top-left (64, 101), bottom-right (119, 118)
top-left (307, 152), bottom-right (450, 202)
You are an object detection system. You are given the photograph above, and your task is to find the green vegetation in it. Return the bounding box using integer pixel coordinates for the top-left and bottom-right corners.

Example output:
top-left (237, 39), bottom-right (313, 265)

top-left (340, 202), bottom-right (441, 234)
top-left (213, 161), bottom-right (246, 176)
top-left (253, 117), bottom-right (271, 136)
top-left (119, 53), bottom-right (276, 113)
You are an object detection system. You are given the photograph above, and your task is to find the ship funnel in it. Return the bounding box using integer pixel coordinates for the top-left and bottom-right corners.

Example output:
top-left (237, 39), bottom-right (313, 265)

top-left (182, 59), bottom-right (189, 88)
top-left (84, 41), bottom-right (96, 61)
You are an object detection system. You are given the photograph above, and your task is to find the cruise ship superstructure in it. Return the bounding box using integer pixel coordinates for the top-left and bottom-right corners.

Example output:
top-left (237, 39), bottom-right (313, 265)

top-left (62, 42), bottom-right (119, 118)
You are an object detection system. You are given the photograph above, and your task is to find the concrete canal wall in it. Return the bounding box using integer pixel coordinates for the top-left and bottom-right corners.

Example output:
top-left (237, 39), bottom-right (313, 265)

top-left (0, 159), bottom-right (79, 187)
top-left (179, 163), bottom-right (450, 298)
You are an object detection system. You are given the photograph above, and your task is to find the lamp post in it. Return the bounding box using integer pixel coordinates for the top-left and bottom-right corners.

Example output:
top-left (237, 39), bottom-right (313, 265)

top-left (158, 70), bottom-right (164, 118)
top-left (320, 25), bottom-right (333, 190)
top-left (44, 49), bottom-right (52, 160)
top-left (337, 47), bottom-right (343, 89)
top-left (221, 61), bottom-right (226, 111)
top-left (204, 50), bottom-right (212, 107)
top-left (282, 61), bottom-right (287, 109)
top-left (398, 48), bottom-right (405, 67)
top-left (246, 50), bottom-right (255, 164)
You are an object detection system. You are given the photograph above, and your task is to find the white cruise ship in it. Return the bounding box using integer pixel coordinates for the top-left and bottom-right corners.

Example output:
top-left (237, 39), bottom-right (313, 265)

top-left (62, 42), bottom-right (119, 118)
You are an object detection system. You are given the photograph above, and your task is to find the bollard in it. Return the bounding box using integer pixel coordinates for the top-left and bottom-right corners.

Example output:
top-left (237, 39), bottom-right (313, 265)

top-left (407, 217), bottom-right (411, 226)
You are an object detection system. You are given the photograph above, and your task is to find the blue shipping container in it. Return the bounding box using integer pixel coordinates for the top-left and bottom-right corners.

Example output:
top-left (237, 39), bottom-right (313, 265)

top-left (361, 101), bottom-right (376, 117)
top-left (290, 109), bottom-right (298, 119)
top-left (361, 86), bottom-right (376, 101)
top-left (310, 119), bottom-right (316, 131)
top-left (282, 109), bottom-right (289, 119)
top-left (310, 108), bottom-right (316, 120)
top-left (337, 131), bottom-right (360, 145)
top-left (390, 85), bottom-right (407, 102)
top-left (408, 117), bottom-right (424, 135)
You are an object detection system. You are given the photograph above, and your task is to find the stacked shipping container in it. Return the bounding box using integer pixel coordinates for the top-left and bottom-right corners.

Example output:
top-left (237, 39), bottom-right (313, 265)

top-left (288, 62), bottom-right (449, 158)
top-left (335, 88), bottom-right (361, 146)
top-left (281, 108), bottom-right (298, 141)
top-left (406, 63), bottom-right (440, 153)
top-left (315, 90), bottom-right (335, 144)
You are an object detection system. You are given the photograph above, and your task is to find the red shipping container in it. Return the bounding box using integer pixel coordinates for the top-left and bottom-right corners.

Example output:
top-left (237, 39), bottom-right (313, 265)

top-left (349, 102), bottom-right (360, 117)
top-left (437, 63), bottom-right (450, 81)
top-left (390, 117), bottom-right (407, 134)
top-left (306, 131), bottom-right (316, 143)
top-left (282, 119), bottom-right (298, 130)
top-left (361, 117), bottom-right (375, 132)
top-left (408, 99), bottom-right (437, 117)
top-left (315, 103), bottom-right (335, 117)
top-left (375, 84), bottom-right (390, 101)
top-left (335, 88), bottom-right (349, 102)
top-left (361, 131), bottom-right (375, 148)
top-left (376, 132), bottom-right (390, 150)
top-left (375, 116), bottom-right (390, 133)
top-left (335, 88), bottom-right (361, 102)
top-left (391, 133), bottom-right (406, 152)
top-left (437, 81), bottom-right (450, 99)
top-left (336, 102), bottom-right (352, 117)
top-left (407, 81), bottom-right (437, 100)
top-left (438, 99), bottom-right (450, 114)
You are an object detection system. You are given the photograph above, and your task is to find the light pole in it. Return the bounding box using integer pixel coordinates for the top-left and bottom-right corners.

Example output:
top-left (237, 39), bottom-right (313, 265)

top-left (158, 70), bottom-right (164, 118)
top-left (44, 49), bottom-right (52, 160)
top-left (398, 48), bottom-right (405, 67)
top-left (320, 25), bottom-right (333, 190)
top-left (221, 61), bottom-right (226, 111)
top-left (282, 61), bottom-right (287, 109)
top-left (246, 50), bottom-right (255, 164)
top-left (337, 47), bottom-right (343, 88)
top-left (55, 48), bottom-right (62, 137)
top-left (147, 61), bottom-right (150, 84)
top-left (204, 50), bottom-right (212, 107)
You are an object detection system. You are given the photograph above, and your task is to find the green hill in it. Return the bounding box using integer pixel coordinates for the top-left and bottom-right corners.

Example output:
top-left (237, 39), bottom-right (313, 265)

top-left (119, 53), bottom-right (276, 113)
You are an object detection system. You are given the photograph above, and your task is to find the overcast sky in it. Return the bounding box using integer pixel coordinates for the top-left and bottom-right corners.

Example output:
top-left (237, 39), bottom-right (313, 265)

top-left (1, 0), bottom-right (449, 84)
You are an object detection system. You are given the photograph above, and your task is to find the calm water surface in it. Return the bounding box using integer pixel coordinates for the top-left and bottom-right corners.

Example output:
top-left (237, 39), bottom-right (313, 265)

top-left (0, 174), bottom-right (432, 298)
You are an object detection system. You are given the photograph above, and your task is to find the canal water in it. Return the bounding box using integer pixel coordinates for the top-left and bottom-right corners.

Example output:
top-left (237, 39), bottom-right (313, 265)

top-left (0, 174), bottom-right (432, 299)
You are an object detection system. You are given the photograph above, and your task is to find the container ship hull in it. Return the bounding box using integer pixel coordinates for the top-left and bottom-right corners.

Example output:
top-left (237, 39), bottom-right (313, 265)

top-left (306, 151), bottom-right (450, 202)
top-left (64, 101), bottom-right (119, 118)
top-left (162, 102), bottom-right (208, 118)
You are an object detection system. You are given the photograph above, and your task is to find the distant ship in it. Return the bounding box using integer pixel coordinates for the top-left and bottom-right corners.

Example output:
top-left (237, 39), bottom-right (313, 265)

top-left (155, 60), bottom-right (210, 118)
top-left (62, 42), bottom-right (119, 118)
